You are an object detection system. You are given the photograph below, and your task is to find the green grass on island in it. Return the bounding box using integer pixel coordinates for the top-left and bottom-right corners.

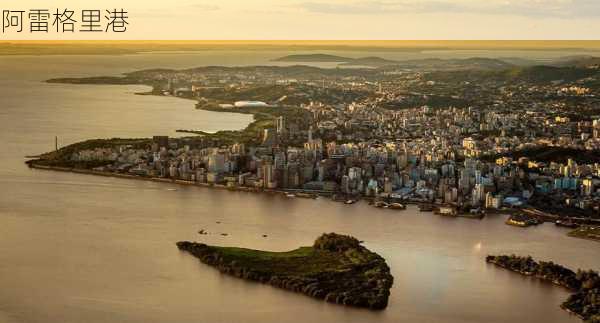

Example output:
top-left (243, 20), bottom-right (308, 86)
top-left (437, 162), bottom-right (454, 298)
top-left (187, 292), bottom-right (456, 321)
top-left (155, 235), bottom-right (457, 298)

top-left (176, 233), bottom-right (394, 310)
top-left (205, 244), bottom-right (375, 276)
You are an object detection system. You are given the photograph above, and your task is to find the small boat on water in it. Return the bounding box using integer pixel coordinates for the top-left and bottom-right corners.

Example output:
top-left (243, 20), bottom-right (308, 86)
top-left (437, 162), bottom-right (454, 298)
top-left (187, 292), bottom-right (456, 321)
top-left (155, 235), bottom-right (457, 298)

top-left (418, 204), bottom-right (434, 212)
top-left (296, 192), bottom-right (317, 199)
top-left (555, 219), bottom-right (578, 229)
top-left (167, 188), bottom-right (177, 191)
top-left (374, 201), bottom-right (388, 208)
top-left (506, 214), bottom-right (541, 227)
top-left (345, 199), bottom-right (356, 205)
top-left (389, 203), bottom-right (406, 210)
top-left (285, 193), bottom-right (296, 198)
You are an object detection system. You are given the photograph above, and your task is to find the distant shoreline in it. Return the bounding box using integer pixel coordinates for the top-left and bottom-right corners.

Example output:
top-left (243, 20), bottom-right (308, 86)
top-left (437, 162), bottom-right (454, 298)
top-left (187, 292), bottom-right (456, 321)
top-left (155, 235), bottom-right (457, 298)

top-left (3, 41), bottom-right (600, 57)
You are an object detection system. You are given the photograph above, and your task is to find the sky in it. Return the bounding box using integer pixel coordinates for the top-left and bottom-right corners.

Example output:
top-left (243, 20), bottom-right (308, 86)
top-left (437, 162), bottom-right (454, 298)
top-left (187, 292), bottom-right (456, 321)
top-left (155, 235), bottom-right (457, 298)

top-left (1, 0), bottom-right (600, 40)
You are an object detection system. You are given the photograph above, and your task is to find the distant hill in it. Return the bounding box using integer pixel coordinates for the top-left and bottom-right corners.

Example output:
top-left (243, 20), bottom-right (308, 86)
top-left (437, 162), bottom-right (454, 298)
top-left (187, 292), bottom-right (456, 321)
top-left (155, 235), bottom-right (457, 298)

top-left (272, 54), bottom-right (353, 62)
top-left (273, 54), bottom-right (399, 67)
top-left (426, 64), bottom-right (599, 85)
top-left (497, 57), bottom-right (538, 67)
top-left (551, 55), bottom-right (600, 68)
top-left (340, 56), bottom-right (399, 66)
top-left (458, 57), bottom-right (516, 69)
top-left (273, 54), bottom-right (515, 70)
top-left (503, 65), bottom-right (597, 83)
top-left (379, 57), bottom-right (515, 71)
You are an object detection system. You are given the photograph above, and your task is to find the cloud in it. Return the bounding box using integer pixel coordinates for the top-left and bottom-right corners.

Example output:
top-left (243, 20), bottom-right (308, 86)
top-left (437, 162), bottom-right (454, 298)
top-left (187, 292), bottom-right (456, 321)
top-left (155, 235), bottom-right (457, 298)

top-left (297, 1), bottom-right (456, 14)
top-left (186, 3), bottom-right (220, 11)
top-left (295, 0), bottom-right (600, 18)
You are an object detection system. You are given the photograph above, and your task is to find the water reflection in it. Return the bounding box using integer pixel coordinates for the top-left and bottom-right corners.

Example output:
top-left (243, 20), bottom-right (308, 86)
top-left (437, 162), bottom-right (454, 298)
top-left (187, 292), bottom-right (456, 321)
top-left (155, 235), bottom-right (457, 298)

top-left (0, 52), bottom-right (596, 323)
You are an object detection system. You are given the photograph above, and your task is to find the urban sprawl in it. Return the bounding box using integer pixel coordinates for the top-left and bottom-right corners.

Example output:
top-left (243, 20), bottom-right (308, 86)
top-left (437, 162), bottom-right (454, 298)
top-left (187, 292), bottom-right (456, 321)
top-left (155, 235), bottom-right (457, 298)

top-left (37, 56), bottom-right (600, 226)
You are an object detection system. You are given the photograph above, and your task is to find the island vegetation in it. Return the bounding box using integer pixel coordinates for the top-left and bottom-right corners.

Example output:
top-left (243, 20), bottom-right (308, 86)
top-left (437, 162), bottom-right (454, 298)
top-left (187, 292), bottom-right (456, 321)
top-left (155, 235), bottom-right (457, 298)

top-left (483, 147), bottom-right (600, 165)
top-left (26, 138), bottom-right (150, 168)
top-left (176, 233), bottom-right (394, 310)
top-left (486, 255), bottom-right (600, 322)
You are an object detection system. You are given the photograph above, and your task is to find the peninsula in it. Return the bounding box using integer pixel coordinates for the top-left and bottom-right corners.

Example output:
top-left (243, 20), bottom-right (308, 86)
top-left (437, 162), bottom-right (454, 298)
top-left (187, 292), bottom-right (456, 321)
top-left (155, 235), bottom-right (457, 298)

top-left (176, 233), bottom-right (394, 310)
top-left (486, 255), bottom-right (600, 322)
top-left (31, 56), bottom-right (600, 230)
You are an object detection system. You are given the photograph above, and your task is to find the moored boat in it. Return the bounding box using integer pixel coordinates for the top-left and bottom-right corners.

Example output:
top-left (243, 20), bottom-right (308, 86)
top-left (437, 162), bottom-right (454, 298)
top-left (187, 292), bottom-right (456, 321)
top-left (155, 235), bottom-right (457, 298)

top-left (389, 203), bottom-right (406, 210)
top-left (555, 219), bottom-right (578, 229)
top-left (418, 204), bottom-right (434, 212)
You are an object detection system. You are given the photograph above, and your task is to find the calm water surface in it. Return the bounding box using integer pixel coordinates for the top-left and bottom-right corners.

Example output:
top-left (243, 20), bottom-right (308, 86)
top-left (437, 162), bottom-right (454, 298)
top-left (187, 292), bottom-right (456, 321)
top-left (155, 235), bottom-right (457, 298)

top-left (1, 50), bottom-right (599, 323)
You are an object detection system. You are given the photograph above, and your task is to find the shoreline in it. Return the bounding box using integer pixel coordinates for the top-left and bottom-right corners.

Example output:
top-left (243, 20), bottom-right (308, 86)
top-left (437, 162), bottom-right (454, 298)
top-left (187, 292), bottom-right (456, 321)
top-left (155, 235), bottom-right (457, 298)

top-left (26, 164), bottom-right (524, 217)
top-left (485, 255), bottom-right (599, 322)
top-left (486, 258), bottom-right (575, 290)
top-left (23, 164), bottom-right (485, 210)
top-left (487, 258), bottom-right (582, 318)
top-left (567, 226), bottom-right (600, 243)
top-left (29, 163), bottom-right (599, 229)
top-left (24, 164), bottom-right (484, 210)
top-left (28, 163), bottom-right (333, 197)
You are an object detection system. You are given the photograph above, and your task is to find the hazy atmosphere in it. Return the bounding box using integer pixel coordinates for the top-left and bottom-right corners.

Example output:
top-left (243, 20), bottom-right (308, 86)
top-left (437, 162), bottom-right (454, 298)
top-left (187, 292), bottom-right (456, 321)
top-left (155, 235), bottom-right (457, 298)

top-left (2, 0), bottom-right (600, 39)
top-left (2, 1), bottom-right (600, 322)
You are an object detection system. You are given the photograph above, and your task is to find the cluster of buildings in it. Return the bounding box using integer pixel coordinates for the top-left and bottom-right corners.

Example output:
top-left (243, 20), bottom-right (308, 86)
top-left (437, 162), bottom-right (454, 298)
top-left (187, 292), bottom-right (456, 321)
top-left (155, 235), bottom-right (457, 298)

top-left (70, 113), bottom-right (600, 216)
top-left (67, 62), bottom-right (600, 218)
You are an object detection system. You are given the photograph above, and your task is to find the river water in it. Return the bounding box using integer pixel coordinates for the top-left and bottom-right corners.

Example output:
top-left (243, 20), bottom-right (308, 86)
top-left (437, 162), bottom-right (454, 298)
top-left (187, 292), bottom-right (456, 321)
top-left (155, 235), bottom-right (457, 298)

top-left (1, 49), bottom-right (599, 323)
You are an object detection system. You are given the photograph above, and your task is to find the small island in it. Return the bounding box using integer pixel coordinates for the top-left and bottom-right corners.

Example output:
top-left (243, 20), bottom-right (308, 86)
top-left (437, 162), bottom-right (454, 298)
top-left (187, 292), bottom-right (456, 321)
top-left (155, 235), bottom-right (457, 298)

top-left (272, 53), bottom-right (353, 62)
top-left (272, 54), bottom-right (399, 67)
top-left (486, 255), bottom-right (600, 322)
top-left (176, 233), bottom-right (394, 310)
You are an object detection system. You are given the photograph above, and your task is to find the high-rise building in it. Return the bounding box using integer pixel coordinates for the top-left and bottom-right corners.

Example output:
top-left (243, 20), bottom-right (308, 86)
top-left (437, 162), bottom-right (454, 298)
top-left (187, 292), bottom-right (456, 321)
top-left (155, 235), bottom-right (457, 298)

top-left (262, 129), bottom-right (277, 147)
top-left (582, 178), bottom-right (594, 196)
top-left (208, 153), bottom-right (226, 174)
top-left (262, 163), bottom-right (277, 188)
top-left (276, 116), bottom-right (286, 134)
top-left (472, 184), bottom-right (485, 206)
top-left (384, 177), bottom-right (393, 194)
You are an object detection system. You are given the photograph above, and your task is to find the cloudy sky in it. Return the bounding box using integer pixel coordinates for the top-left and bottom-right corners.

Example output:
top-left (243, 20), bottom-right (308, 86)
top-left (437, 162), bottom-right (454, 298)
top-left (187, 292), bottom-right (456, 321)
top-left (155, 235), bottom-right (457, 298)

top-left (3, 0), bottom-right (600, 39)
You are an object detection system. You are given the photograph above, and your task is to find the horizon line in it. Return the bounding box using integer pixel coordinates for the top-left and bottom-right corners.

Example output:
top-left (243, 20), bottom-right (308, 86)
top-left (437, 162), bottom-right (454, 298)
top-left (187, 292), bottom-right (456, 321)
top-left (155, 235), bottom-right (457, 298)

top-left (2, 40), bottom-right (600, 48)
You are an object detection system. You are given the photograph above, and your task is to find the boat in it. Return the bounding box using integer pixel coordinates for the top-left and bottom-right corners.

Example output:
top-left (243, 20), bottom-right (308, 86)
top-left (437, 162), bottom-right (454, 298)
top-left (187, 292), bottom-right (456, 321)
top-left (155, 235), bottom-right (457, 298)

top-left (389, 203), bottom-right (406, 210)
top-left (435, 206), bottom-right (457, 216)
top-left (296, 192), bottom-right (317, 199)
top-left (285, 193), bottom-right (296, 198)
top-left (418, 204), bottom-right (434, 212)
top-left (345, 200), bottom-right (356, 205)
top-left (555, 219), bottom-right (578, 229)
top-left (374, 201), bottom-right (388, 208)
top-left (506, 214), bottom-right (540, 227)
